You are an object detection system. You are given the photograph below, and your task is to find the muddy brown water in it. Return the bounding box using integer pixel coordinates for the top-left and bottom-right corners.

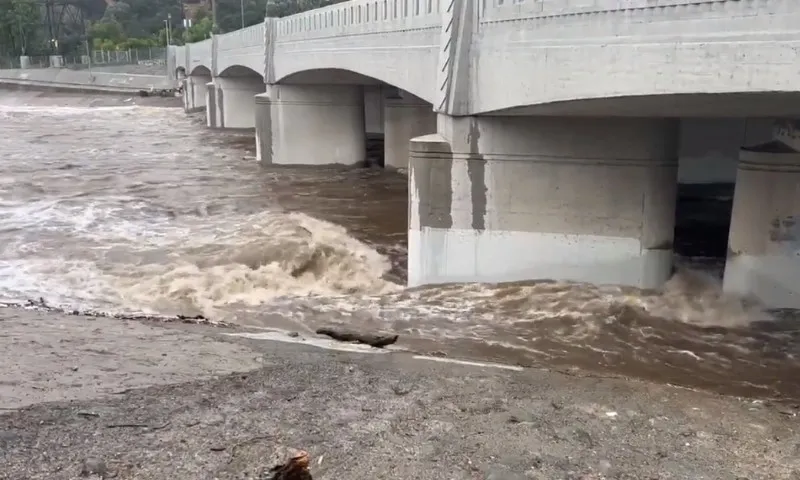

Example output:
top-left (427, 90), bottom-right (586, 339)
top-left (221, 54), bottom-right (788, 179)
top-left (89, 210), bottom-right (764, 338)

top-left (1, 90), bottom-right (799, 402)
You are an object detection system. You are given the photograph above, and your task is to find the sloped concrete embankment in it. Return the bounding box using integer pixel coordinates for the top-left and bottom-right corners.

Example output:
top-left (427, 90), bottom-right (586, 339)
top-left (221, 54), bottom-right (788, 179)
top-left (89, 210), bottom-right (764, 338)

top-left (0, 68), bottom-right (173, 94)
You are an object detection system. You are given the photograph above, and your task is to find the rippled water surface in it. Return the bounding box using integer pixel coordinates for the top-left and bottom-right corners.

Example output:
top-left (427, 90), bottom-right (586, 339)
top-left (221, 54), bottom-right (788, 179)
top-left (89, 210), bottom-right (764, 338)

top-left (2, 90), bottom-right (799, 402)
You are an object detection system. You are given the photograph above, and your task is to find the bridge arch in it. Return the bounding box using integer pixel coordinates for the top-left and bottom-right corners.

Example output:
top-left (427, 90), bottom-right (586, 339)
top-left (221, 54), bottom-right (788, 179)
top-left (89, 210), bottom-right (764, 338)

top-left (182, 65), bottom-right (212, 115)
top-left (218, 65), bottom-right (264, 80)
top-left (275, 67), bottom-right (435, 107)
top-left (189, 65), bottom-right (212, 77)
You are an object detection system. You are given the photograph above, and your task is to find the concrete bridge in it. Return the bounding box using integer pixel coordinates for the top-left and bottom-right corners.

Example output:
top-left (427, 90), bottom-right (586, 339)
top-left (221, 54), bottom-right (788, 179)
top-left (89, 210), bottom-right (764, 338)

top-left (169, 0), bottom-right (800, 309)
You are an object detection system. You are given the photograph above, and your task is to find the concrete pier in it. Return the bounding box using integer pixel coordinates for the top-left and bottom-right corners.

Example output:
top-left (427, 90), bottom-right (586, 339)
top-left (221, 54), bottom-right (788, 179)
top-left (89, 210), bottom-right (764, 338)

top-left (211, 76), bottom-right (265, 129)
top-left (255, 93), bottom-right (270, 163)
top-left (408, 116), bottom-right (680, 288)
top-left (184, 76), bottom-right (210, 113)
top-left (723, 142), bottom-right (800, 308)
top-left (205, 82), bottom-right (217, 128)
top-left (364, 85), bottom-right (384, 135)
top-left (384, 90), bottom-right (436, 170)
top-left (258, 84), bottom-right (366, 165)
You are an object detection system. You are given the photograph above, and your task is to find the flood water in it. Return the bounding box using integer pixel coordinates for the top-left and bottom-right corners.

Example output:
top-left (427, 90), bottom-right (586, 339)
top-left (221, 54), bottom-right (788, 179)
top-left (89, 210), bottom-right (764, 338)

top-left (2, 91), bottom-right (799, 402)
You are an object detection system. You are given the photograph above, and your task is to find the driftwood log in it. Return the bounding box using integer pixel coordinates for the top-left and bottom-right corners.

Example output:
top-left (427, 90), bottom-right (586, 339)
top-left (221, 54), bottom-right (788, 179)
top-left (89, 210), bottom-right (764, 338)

top-left (316, 326), bottom-right (398, 348)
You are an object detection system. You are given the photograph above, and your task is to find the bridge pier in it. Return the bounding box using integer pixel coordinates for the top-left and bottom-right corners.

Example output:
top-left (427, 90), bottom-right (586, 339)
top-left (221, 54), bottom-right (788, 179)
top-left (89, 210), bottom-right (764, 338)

top-left (183, 75), bottom-right (210, 114)
top-left (257, 84), bottom-right (366, 165)
top-left (255, 93), bottom-right (270, 163)
top-left (364, 85), bottom-right (384, 135)
top-left (384, 90), bottom-right (436, 170)
top-left (205, 82), bottom-right (218, 128)
top-left (408, 115), bottom-right (679, 288)
top-left (723, 139), bottom-right (800, 308)
top-left (209, 77), bottom-right (265, 129)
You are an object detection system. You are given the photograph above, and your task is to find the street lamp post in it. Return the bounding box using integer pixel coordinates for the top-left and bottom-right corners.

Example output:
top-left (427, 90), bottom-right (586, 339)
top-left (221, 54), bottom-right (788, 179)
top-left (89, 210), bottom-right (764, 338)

top-left (164, 16), bottom-right (172, 46)
top-left (85, 37), bottom-right (93, 79)
top-left (211, 0), bottom-right (219, 33)
top-left (241, 0), bottom-right (245, 28)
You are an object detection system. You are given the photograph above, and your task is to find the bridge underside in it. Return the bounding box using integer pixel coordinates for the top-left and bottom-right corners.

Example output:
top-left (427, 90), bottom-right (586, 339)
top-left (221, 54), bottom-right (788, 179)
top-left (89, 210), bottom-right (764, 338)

top-left (279, 69), bottom-right (385, 86)
top-left (494, 92), bottom-right (800, 118)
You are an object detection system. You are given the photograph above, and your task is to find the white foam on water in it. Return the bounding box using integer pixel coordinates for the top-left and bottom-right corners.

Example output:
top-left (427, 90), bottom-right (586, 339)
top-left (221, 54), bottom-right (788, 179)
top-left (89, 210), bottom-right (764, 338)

top-left (0, 197), bottom-right (401, 317)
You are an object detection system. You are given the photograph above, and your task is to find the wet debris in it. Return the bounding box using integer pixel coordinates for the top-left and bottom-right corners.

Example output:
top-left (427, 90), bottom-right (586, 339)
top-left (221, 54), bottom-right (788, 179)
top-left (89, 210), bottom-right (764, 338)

top-left (0, 297), bottom-right (230, 327)
top-left (506, 408), bottom-right (535, 424)
top-left (316, 326), bottom-right (398, 348)
top-left (105, 421), bottom-right (171, 430)
top-left (484, 465), bottom-right (526, 480)
top-left (391, 380), bottom-right (415, 396)
top-left (80, 457), bottom-right (107, 478)
top-left (138, 88), bottom-right (176, 98)
top-left (0, 430), bottom-right (20, 448)
top-left (267, 448), bottom-right (313, 480)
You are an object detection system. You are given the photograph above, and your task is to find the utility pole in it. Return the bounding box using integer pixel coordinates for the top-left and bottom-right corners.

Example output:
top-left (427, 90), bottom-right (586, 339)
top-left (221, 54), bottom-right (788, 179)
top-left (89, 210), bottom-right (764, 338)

top-left (17, 17), bottom-right (26, 55)
top-left (211, 0), bottom-right (219, 33)
top-left (241, 0), bottom-right (245, 28)
top-left (85, 37), bottom-right (92, 78)
top-left (44, 0), bottom-right (57, 54)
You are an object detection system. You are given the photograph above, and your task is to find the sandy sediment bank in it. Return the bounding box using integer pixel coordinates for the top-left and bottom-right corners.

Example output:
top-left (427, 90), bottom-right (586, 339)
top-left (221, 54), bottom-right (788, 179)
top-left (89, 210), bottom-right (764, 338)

top-left (1, 309), bottom-right (799, 479)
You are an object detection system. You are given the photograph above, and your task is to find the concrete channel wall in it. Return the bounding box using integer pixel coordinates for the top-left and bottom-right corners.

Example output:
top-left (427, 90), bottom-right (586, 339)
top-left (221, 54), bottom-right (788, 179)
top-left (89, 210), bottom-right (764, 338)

top-left (0, 68), bottom-right (173, 94)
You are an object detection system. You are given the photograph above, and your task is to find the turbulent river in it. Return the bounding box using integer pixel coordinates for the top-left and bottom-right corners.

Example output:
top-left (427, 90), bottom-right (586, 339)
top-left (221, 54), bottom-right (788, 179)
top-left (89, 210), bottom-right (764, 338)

top-left (2, 90), bottom-right (799, 402)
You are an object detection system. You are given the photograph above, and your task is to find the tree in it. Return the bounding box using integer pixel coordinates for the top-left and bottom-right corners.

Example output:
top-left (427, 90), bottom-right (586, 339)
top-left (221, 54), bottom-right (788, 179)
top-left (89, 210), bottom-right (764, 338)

top-left (102, 1), bottom-right (132, 26)
top-left (90, 20), bottom-right (125, 44)
top-left (0, 0), bottom-right (40, 56)
top-left (183, 16), bottom-right (212, 43)
top-left (124, 0), bottom-right (182, 38)
top-left (265, 0), bottom-right (346, 17)
top-left (216, 0), bottom-right (263, 32)
top-left (211, 0), bottom-right (345, 33)
top-left (194, 7), bottom-right (210, 22)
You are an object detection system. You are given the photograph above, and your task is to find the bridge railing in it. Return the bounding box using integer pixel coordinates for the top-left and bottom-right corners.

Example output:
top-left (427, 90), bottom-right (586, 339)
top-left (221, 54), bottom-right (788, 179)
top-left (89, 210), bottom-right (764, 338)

top-left (480, 0), bottom-right (726, 22)
top-left (277, 0), bottom-right (443, 40)
top-left (217, 22), bottom-right (266, 52)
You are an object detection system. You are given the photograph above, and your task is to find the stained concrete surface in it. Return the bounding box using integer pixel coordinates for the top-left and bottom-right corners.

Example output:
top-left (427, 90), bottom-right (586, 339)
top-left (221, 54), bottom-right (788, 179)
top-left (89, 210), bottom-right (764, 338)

top-left (2, 310), bottom-right (800, 480)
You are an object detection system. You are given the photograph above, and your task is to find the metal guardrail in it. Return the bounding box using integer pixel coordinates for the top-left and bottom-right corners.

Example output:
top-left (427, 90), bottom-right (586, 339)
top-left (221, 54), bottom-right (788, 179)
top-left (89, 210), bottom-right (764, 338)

top-left (92, 48), bottom-right (167, 66)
